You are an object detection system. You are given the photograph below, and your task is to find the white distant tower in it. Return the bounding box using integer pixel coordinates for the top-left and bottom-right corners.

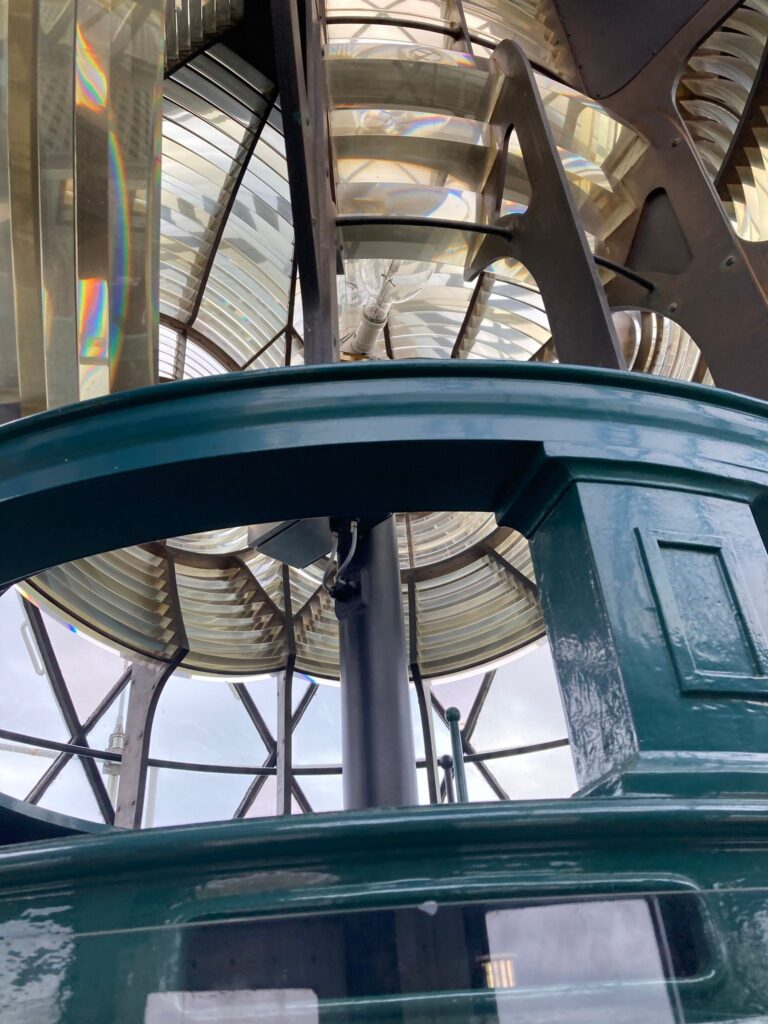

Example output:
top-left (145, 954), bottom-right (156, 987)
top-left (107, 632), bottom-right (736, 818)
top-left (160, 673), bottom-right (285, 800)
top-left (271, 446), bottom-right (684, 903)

top-left (103, 688), bottom-right (127, 805)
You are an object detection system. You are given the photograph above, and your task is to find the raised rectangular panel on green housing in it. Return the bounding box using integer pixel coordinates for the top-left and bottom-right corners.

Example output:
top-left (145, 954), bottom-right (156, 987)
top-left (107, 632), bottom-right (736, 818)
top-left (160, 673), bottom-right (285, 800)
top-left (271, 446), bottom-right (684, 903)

top-left (529, 480), bottom-right (768, 796)
top-left (636, 529), bottom-right (768, 697)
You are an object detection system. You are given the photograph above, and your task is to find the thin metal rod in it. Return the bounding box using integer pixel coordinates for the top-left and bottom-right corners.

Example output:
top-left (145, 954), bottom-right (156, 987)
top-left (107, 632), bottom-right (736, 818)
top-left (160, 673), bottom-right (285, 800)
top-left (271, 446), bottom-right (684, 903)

top-left (0, 729), bottom-right (121, 762)
top-left (240, 327), bottom-right (286, 370)
top-left (148, 758), bottom-right (329, 775)
top-left (593, 255), bottom-right (654, 291)
top-left (83, 668), bottom-right (133, 732)
top-left (319, 16), bottom-right (570, 84)
top-left (276, 565), bottom-right (296, 815)
top-left (0, 729), bottom-right (568, 776)
top-left (451, 272), bottom-right (487, 358)
top-left (480, 542), bottom-right (539, 596)
top-left (405, 514), bottom-right (440, 805)
top-left (446, 706), bottom-right (469, 802)
top-left (291, 780), bottom-right (313, 813)
top-left (326, 14), bottom-right (463, 38)
top-left (338, 216), bottom-right (654, 290)
top-left (411, 662), bottom-right (440, 805)
top-left (241, 246), bottom-right (299, 371)
top-left (159, 314), bottom-right (240, 371)
top-left (337, 215), bottom-right (513, 238)
top-left (383, 320), bottom-right (395, 359)
top-left (164, 38), bottom-right (216, 79)
top-left (433, 693), bottom-right (508, 799)
top-left (475, 756), bottom-right (510, 800)
top-left (465, 738), bottom-right (569, 761)
top-left (187, 91), bottom-right (278, 324)
top-left (172, 330), bottom-right (187, 381)
top-left (463, 669), bottom-right (496, 741)
top-left (232, 683), bottom-right (276, 751)
top-left (438, 754), bottom-right (456, 803)
top-left (450, 0), bottom-right (474, 53)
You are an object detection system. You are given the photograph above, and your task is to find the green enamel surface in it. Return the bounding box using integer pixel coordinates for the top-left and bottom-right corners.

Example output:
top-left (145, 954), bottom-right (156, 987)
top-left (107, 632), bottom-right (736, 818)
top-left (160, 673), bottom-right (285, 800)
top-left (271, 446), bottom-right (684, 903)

top-left (2, 365), bottom-right (768, 1016)
top-left (1, 360), bottom-right (767, 587)
top-left (2, 800), bottom-right (768, 1020)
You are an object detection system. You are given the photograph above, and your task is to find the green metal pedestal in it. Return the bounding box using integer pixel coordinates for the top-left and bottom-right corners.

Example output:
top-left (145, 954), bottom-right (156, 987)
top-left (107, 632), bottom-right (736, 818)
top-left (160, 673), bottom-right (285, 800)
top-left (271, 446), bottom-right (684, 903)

top-left (527, 478), bottom-right (768, 796)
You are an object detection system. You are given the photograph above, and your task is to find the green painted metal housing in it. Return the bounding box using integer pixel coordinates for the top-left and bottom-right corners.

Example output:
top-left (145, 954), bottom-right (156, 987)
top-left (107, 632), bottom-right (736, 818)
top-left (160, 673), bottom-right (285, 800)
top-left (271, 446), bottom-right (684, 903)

top-left (3, 362), bottom-right (768, 1019)
top-left (2, 800), bottom-right (768, 1021)
top-left (3, 362), bottom-right (768, 794)
top-left (0, 360), bottom-right (766, 587)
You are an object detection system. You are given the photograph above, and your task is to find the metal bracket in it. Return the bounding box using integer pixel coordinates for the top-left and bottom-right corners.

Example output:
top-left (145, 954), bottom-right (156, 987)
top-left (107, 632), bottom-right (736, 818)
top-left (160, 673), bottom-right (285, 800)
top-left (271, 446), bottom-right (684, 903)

top-left (465, 40), bottom-right (625, 369)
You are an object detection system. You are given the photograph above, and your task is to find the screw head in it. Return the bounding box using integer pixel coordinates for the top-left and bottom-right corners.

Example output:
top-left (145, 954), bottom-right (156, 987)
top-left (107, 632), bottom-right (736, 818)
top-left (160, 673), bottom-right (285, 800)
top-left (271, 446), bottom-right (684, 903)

top-left (723, 254), bottom-right (736, 268)
top-left (668, 302), bottom-right (679, 314)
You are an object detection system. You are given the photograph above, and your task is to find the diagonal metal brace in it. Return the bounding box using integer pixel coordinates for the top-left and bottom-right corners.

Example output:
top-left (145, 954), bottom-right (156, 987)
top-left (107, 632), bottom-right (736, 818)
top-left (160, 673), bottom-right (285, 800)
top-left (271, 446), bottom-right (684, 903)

top-left (466, 40), bottom-right (626, 370)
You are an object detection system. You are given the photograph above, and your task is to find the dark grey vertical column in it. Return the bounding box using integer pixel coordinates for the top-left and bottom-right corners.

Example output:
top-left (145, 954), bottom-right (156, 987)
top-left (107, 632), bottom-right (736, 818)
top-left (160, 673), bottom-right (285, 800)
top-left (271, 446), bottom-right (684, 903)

top-left (336, 516), bottom-right (419, 810)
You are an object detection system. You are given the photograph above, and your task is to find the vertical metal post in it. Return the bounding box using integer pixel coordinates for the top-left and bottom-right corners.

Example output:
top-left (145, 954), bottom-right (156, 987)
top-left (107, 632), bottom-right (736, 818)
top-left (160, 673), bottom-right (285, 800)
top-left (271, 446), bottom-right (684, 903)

top-left (271, 0), bottom-right (338, 364)
top-left (446, 707), bottom-right (469, 803)
top-left (276, 564), bottom-right (296, 815)
top-left (114, 653), bottom-right (184, 829)
top-left (275, 662), bottom-right (294, 815)
top-left (405, 515), bottom-right (441, 804)
top-left (336, 516), bottom-right (419, 810)
top-left (439, 754), bottom-right (456, 803)
top-left (144, 765), bottom-right (159, 828)
top-left (411, 662), bottom-right (440, 804)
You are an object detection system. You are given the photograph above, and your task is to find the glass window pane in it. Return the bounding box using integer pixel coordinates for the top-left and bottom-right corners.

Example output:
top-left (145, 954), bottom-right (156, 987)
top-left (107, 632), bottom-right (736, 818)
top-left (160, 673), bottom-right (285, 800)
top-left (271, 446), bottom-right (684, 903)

top-left (243, 775), bottom-right (276, 818)
top-left (298, 773), bottom-right (343, 813)
top-left (0, 741), bottom-right (55, 800)
top-left (432, 671), bottom-right (485, 723)
top-left (148, 767), bottom-right (251, 827)
top-left (151, 675), bottom-right (269, 766)
top-left (37, 758), bottom-right (104, 822)
top-left (40, 610), bottom-right (127, 723)
top-left (471, 642), bottom-right (568, 752)
top-left (465, 761), bottom-right (501, 802)
top-left (292, 685), bottom-right (341, 766)
top-left (478, 745), bottom-right (576, 800)
top-left (0, 592), bottom-right (68, 741)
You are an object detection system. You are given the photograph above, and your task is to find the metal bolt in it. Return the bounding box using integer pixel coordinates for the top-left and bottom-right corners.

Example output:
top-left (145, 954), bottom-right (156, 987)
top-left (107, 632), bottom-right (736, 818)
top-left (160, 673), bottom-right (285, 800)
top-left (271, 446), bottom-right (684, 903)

top-left (723, 254), bottom-right (736, 268)
top-left (668, 302), bottom-right (679, 314)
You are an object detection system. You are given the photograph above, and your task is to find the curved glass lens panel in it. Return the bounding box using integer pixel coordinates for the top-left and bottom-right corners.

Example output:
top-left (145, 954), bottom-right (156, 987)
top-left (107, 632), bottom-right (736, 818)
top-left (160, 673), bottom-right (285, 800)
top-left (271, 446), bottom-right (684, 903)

top-left (677, 0), bottom-right (768, 240)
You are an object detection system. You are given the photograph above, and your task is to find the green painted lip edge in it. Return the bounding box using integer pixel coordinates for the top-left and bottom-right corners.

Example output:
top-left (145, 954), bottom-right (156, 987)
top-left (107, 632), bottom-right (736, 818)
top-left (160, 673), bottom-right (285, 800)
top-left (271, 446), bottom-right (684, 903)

top-left (1, 797), bottom-right (768, 887)
top-left (2, 360), bottom-right (766, 444)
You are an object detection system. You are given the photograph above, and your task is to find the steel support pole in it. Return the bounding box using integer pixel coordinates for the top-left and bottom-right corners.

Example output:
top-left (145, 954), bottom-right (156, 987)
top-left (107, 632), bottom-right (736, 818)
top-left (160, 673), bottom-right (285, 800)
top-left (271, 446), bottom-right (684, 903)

top-left (270, 0), bottom-right (338, 363)
top-left (446, 707), bottom-right (469, 803)
top-left (335, 517), bottom-right (419, 810)
top-left (114, 653), bottom-right (185, 829)
top-left (439, 755), bottom-right (456, 803)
